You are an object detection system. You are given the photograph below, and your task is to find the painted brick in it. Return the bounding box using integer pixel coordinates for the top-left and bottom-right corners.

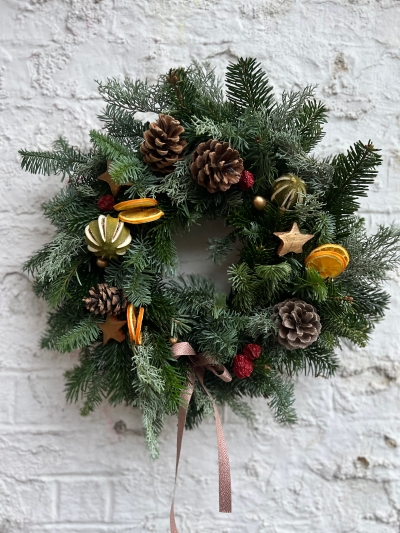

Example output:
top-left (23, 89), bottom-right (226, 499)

top-left (1, 0), bottom-right (400, 531)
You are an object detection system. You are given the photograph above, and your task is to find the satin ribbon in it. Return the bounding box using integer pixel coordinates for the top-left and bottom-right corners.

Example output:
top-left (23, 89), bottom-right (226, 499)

top-left (170, 342), bottom-right (232, 533)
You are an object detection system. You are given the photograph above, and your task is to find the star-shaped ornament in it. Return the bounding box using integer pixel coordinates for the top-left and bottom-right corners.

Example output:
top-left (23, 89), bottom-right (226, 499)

top-left (98, 160), bottom-right (121, 196)
top-left (98, 314), bottom-right (127, 345)
top-left (273, 222), bottom-right (314, 256)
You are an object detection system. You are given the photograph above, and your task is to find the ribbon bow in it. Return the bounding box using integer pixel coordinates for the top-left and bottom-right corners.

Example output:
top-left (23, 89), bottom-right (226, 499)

top-left (170, 342), bottom-right (232, 533)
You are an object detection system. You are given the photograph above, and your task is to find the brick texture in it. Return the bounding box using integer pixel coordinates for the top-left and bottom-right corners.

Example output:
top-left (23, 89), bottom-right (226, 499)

top-left (1, 0), bottom-right (400, 531)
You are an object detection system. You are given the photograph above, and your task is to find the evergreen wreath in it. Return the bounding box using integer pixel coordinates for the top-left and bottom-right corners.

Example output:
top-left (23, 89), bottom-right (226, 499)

top-left (21, 58), bottom-right (400, 458)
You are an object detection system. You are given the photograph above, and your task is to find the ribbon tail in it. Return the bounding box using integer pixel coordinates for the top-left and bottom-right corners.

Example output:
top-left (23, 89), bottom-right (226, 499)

top-left (170, 371), bottom-right (195, 533)
top-left (197, 371), bottom-right (232, 514)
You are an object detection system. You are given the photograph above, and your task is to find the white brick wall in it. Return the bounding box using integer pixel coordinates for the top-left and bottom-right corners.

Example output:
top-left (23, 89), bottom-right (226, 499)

top-left (1, 0), bottom-right (400, 531)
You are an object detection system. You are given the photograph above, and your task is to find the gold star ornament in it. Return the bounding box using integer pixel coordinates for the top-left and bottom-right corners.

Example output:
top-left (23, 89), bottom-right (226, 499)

top-left (273, 222), bottom-right (314, 256)
top-left (98, 315), bottom-right (127, 345)
top-left (98, 160), bottom-right (121, 196)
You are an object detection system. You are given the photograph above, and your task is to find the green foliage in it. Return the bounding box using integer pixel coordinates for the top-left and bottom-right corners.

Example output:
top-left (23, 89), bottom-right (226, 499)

top-left (325, 142), bottom-right (382, 231)
top-left (19, 138), bottom-right (90, 180)
top-left (54, 315), bottom-right (101, 353)
top-left (21, 58), bottom-right (400, 456)
top-left (293, 267), bottom-right (329, 302)
top-left (226, 57), bottom-right (274, 113)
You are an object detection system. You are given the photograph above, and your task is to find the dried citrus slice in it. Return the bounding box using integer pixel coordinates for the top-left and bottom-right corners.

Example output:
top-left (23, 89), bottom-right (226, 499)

top-left (126, 303), bottom-right (137, 342)
top-left (305, 251), bottom-right (347, 279)
top-left (114, 198), bottom-right (158, 211)
top-left (135, 307), bottom-right (144, 345)
top-left (310, 244), bottom-right (350, 266)
top-left (118, 207), bottom-right (164, 224)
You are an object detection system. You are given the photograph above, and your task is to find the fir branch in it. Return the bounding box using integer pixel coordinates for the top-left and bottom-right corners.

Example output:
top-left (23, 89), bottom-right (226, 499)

top-left (267, 371), bottom-right (297, 424)
top-left (108, 156), bottom-right (156, 195)
top-left (41, 186), bottom-right (99, 232)
top-left (226, 396), bottom-right (255, 425)
top-left (246, 310), bottom-right (276, 341)
top-left (19, 138), bottom-right (89, 179)
top-left (54, 315), bottom-right (101, 353)
top-left (208, 232), bottom-right (236, 265)
top-left (97, 77), bottom-right (170, 114)
top-left (123, 271), bottom-right (154, 307)
top-left (325, 141), bottom-right (381, 228)
top-left (23, 232), bottom-right (84, 284)
top-left (226, 57), bottom-right (274, 113)
top-left (293, 267), bottom-right (328, 302)
top-left (132, 341), bottom-right (165, 394)
top-left (341, 222), bottom-right (400, 284)
top-left (228, 262), bottom-right (259, 312)
top-left (89, 130), bottom-right (132, 160)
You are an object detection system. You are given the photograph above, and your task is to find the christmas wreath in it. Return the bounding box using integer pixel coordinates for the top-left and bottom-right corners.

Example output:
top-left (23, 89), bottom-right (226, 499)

top-left (22, 58), bottom-right (400, 462)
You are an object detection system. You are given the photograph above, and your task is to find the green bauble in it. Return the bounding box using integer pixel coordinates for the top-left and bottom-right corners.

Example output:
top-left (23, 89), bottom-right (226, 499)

top-left (270, 173), bottom-right (306, 209)
top-left (85, 214), bottom-right (132, 259)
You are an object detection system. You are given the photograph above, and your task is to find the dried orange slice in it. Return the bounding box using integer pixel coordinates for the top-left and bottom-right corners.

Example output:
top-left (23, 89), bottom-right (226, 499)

top-left (310, 244), bottom-right (350, 266)
top-left (126, 303), bottom-right (137, 342)
top-left (118, 207), bottom-right (164, 224)
top-left (135, 307), bottom-right (144, 345)
top-left (305, 251), bottom-right (347, 278)
top-left (114, 198), bottom-right (158, 211)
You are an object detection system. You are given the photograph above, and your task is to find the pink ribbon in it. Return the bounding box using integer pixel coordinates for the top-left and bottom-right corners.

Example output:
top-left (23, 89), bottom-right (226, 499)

top-left (170, 342), bottom-right (232, 532)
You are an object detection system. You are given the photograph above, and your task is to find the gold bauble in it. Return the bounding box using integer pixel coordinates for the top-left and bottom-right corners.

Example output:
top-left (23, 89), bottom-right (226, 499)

top-left (96, 257), bottom-right (109, 268)
top-left (253, 195), bottom-right (267, 211)
top-left (169, 336), bottom-right (178, 345)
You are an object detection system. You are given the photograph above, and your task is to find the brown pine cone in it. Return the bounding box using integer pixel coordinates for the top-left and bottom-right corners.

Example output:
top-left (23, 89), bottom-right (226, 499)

top-left (272, 298), bottom-right (321, 350)
top-left (140, 114), bottom-right (187, 174)
top-left (190, 139), bottom-right (244, 193)
top-left (82, 283), bottom-right (127, 316)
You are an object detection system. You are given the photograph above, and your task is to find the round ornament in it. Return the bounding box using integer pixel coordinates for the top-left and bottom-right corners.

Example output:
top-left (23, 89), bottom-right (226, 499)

top-left (85, 215), bottom-right (132, 259)
top-left (253, 195), bottom-right (267, 210)
top-left (270, 173), bottom-right (306, 209)
top-left (96, 258), bottom-right (109, 269)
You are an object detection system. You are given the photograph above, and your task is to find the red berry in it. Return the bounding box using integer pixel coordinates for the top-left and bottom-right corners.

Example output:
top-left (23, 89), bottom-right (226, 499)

top-left (97, 195), bottom-right (115, 211)
top-left (243, 343), bottom-right (262, 361)
top-left (239, 170), bottom-right (255, 191)
top-left (233, 354), bottom-right (254, 379)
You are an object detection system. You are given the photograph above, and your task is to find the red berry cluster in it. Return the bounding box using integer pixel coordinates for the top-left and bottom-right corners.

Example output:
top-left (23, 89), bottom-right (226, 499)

top-left (97, 195), bottom-right (115, 211)
top-left (233, 343), bottom-right (262, 379)
top-left (238, 170), bottom-right (255, 191)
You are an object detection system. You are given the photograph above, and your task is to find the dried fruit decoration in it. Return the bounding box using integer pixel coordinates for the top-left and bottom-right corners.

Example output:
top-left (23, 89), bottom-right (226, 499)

top-left (114, 198), bottom-right (164, 225)
top-left (85, 215), bottom-right (132, 259)
top-left (305, 244), bottom-right (350, 278)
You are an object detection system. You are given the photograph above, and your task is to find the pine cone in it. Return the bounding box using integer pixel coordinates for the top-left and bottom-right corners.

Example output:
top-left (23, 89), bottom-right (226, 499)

top-left (272, 298), bottom-right (321, 350)
top-left (140, 114), bottom-right (187, 174)
top-left (190, 139), bottom-right (244, 193)
top-left (82, 283), bottom-right (127, 317)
